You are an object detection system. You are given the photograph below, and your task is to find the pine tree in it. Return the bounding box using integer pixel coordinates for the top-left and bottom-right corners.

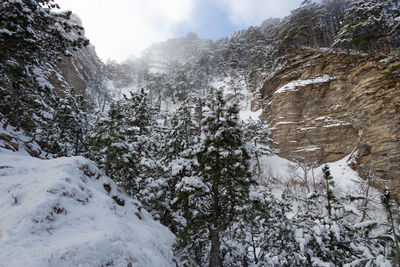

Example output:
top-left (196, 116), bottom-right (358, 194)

top-left (242, 119), bottom-right (272, 183)
top-left (277, 1), bottom-right (322, 51)
top-left (0, 0), bottom-right (88, 131)
top-left (223, 188), bottom-right (294, 266)
top-left (156, 101), bottom-right (198, 232)
top-left (89, 102), bottom-right (130, 182)
top-left (120, 90), bottom-right (164, 211)
top-left (381, 187), bottom-right (400, 265)
top-left (175, 91), bottom-right (256, 266)
top-left (48, 88), bottom-right (93, 157)
top-left (334, 0), bottom-right (398, 53)
top-left (294, 165), bottom-right (391, 265)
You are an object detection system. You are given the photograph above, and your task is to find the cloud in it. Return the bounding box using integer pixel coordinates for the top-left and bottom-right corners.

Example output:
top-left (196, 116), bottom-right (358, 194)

top-left (215, 0), bottom-right (302, 26)
top-left (57, 0), bottom-right (302, 62)
top-left (57, 0), bottom-right (197, 62)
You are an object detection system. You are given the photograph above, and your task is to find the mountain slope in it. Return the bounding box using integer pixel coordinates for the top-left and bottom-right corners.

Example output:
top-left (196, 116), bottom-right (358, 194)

top-left (0, 151), bottom-right (174, 267)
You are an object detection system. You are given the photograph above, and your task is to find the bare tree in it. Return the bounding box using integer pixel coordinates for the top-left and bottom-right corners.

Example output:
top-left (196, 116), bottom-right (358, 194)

top-left (287, 154), bottom-right (319, 193)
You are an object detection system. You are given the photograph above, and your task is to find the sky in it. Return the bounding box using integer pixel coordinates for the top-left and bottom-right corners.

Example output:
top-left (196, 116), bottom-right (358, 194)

top-left (56, 0), bottom-right (303, 62)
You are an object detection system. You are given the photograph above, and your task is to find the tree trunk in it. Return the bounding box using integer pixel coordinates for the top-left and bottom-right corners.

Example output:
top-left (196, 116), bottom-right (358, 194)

top-left (360, 176), bottom-right (371, 222)
top-left (10, 80), bottom-right (21, 129)
top-left (251, 233), bottom-right (258, 264)
top-left (209, 227), bottom-right (221, 267)
top-left (209, 173), bottom-right (221, 267)
top-left (101, 92), bottom-right (107, 113)
top-left (254, 139), bottom-right (262, 180)
top-left (389, 208), bottom-right (400, 266)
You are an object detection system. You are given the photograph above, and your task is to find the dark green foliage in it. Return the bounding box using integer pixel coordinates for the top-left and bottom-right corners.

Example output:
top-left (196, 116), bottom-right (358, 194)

top-left (334, 0), bottom-right (400, 53)
top-left (48, 88), bottom-right (93, 157)
top-left (0, 0), bottom-right (89, 131)
top-left (89, 89), bottom-right (163, 198)
top-left (174, 91), bottom-right (256, 266)
top-left (122, 90), bottom-right (165, 210)
top-left (381, 187), bottom-right (400, 264)
top-left (383, 63), bottom-right (400, 76)
top-left (89, 102), bottom-right (130, 180)
top-left (322, 165), bottom-right (336, 217)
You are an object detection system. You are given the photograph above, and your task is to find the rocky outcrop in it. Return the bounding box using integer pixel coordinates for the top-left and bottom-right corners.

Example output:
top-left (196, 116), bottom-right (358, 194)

top-left (0, 130), bottom-right (44, 157)
top-left (259, 49), bottom-right (400, 186)
top-left (48, 14), bottom-right (103, 94)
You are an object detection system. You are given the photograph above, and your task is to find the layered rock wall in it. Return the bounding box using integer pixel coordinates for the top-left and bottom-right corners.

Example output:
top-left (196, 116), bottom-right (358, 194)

top-left (259, 49), bottom-right (400, 184)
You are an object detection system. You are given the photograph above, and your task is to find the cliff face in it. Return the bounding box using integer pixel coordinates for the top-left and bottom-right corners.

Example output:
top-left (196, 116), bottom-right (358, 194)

top-left (259, 49), bottom-right (400, 185)
top-left (49, 14), bottom-right (103, 94)
top-left (0, 14), bottom-right (103, 157)
top-left (56, 44), bottom-right (103, 92)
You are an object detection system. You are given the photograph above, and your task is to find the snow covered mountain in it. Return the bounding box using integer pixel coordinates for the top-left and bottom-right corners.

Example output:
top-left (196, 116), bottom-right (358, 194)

top-left (1, 0), bottom-right (399, 265)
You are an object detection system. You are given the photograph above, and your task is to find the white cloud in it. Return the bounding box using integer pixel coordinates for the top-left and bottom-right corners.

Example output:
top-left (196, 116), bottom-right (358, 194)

top-left (57, 0), bottom-right (197, 62)
top-left (56, 0), bottom-right (302, 62)
top-left (215, 0), bottom-right (302, 26)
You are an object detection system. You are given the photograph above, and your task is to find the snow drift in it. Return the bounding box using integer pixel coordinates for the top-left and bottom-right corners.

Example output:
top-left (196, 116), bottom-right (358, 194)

top-left (0, 152), bottom-right (175, 267)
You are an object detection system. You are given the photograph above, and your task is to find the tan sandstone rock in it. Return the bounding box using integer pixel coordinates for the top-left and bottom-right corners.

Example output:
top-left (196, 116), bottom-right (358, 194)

top-left (259, 49), bottom-right (400, 191)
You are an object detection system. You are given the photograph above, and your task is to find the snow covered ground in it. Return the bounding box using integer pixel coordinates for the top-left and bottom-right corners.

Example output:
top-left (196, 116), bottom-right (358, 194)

top-left (0, 150), bottom-right (175, 267)
top-left (261, 154), bottom-right (386, 223)
top-left (0, 121), bottom-right (45, 158)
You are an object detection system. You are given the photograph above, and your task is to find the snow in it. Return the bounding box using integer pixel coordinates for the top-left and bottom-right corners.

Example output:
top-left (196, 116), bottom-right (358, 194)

top-left (239, 109), bottom-right (262, 121)
top-left (293, 145), bottom-right (321, 153)
top-left (249, 187), bottom-right (265, 204)
top-left (274, 75), bottom-right (335, 95)
top-left (0, 152), bottom-right (175, 267)
top-left (274, 121), bottom-right (304, 126)
top-left (261, 154), bottom-right (386, 222)
top-left (0, 120), bottom-right (45, 158)
top-left (294, 228), bottom-right (308, 253)
top-left (297, 126), bottom-right (317, 131)
top-left (0, 28), bottom-right (13, 35)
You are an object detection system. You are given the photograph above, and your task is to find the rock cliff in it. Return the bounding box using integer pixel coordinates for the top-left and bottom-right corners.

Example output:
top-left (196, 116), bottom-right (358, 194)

top-left (259, 49), bottom-right (400, 188)
top-left (0, 14), bottom-right (103, 157)
top-left (49, 14), bottom-right (103, 94)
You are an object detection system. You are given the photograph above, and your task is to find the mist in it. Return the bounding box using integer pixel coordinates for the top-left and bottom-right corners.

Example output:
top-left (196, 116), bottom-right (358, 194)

top-left (56, 0), bottom-right (303, 62)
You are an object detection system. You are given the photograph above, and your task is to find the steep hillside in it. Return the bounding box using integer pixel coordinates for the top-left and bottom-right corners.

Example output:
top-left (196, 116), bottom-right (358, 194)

top-left (0, 151), bottom-right (174, 267)
top-left (259, 49), bottom-right (400, 188)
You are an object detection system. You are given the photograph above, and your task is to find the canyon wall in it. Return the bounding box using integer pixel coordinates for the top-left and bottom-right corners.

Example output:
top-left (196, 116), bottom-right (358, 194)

top-left (259, 49), bottom-right (400, 185)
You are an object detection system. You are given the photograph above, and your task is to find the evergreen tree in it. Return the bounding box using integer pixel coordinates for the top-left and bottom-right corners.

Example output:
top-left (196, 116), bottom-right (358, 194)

top-left (381, 187), bottom-right (400, 264)
top-left (223, 188), bottom-right (293, 266)
top-left (0, 0), bottom-right (88, 131)
top-left (121, 90), bottom-right (164, 210)
top-left (292, 165), bottom-right (391, 265)
top-left (175, 91), bottom-right (256, 266)
top-left (277, 1), bottom-right (322, 51)
top-left (48, 88), bottom-right (93, 157)
top-left (334, 0), bottom-right (399, 53)
top-left (156, 101), bottom-right (198, 232)
top-left (242, 119), bottom-right (272, 182)
top-left (89, 102), bottom-right (130, 181)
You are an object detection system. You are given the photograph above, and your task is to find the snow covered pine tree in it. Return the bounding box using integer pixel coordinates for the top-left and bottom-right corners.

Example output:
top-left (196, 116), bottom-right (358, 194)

top-left (0, 0), bottom-right (88, 132)
top-left (175, 91), bottom-right (256, 266)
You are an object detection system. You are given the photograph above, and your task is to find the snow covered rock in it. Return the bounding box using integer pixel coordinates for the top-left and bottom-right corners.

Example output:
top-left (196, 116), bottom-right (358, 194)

top-left (0, 152), bottom-right (175, 267)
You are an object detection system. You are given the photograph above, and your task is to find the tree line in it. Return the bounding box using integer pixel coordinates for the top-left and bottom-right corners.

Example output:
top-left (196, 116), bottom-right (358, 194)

top-left (274, 0), bottom-right (400, 54)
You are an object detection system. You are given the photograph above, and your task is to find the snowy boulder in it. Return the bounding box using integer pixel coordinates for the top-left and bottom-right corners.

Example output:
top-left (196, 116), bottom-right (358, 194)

top-left (0, 152), bottom-right (175, 267)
